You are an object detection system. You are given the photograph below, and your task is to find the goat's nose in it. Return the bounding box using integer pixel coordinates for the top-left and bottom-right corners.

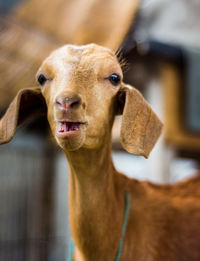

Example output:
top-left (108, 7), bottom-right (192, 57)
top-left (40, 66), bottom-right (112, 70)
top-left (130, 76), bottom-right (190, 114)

top-left (56, 95), bottom-right (82, 109)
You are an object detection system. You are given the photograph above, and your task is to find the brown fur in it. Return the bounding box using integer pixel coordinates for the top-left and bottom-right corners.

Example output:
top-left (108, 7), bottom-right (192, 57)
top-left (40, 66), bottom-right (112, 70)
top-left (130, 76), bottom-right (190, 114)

top-left (0, 44), bottom-right (200, 261)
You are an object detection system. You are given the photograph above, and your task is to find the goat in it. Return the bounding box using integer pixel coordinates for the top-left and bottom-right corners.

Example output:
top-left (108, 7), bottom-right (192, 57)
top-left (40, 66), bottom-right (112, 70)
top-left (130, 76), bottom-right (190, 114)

top-left (1, 44), bottom-right (200, 261)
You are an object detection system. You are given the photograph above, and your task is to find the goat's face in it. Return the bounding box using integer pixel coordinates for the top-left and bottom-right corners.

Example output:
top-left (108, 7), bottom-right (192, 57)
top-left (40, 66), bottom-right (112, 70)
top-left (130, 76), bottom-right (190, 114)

top-left (36, 44), bottom-right (123, 151)
top-left (0, 44), bottom-right (162, 158)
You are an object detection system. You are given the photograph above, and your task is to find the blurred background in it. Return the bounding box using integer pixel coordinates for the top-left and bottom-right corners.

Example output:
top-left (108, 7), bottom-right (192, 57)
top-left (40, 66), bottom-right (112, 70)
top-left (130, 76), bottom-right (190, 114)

top-left (0, 0), bottom-right (200, 260)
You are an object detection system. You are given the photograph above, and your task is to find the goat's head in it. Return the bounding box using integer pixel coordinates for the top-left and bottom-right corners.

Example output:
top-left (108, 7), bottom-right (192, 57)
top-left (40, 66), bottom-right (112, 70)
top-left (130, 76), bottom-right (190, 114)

top-left (0, 44), bottom-right (163, 157)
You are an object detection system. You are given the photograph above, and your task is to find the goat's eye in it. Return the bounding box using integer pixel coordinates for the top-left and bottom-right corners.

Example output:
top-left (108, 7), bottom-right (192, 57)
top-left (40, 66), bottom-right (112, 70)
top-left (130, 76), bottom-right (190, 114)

top-left (38, 74), bottom-right (47, 86)
top-left (108, 74), bottom-right (120, 86)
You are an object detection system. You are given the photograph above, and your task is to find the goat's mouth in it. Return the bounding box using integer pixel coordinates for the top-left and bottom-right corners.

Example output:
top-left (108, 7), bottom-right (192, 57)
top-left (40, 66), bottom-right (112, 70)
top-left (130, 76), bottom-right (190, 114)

top-left (56, 121), bottom-right (86, 138)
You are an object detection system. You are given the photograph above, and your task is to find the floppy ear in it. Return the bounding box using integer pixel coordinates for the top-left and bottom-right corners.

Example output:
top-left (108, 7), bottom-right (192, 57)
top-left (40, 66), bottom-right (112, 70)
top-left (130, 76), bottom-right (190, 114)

top-left (0, 87), bottom-right (47, 145)
top-left (117, 84), bottom-right (163, 158)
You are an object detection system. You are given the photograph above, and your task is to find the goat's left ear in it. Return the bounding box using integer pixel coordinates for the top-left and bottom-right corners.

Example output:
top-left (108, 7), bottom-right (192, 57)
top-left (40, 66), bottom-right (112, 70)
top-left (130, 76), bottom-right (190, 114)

top-left (0, 87), bottom-right (47, 145)
top-left (117, 84), bottom-right (163, 158)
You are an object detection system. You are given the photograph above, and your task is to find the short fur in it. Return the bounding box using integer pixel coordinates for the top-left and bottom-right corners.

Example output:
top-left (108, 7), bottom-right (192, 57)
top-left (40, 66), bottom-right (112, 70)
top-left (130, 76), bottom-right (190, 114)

top-left (0, 44), bottom-right (200, 261)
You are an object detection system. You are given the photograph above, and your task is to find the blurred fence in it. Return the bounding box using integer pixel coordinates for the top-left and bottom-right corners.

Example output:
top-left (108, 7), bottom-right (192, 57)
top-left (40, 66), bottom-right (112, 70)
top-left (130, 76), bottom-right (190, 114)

top-left (0, 124), bottom-right (70, 260)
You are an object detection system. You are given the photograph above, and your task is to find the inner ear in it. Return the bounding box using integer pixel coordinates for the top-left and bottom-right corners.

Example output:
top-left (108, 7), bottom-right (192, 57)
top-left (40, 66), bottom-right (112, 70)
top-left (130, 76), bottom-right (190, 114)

top-left (115, 89), bottom-right (126, 115)
top-left (17, 89), bottom-right (47, 126)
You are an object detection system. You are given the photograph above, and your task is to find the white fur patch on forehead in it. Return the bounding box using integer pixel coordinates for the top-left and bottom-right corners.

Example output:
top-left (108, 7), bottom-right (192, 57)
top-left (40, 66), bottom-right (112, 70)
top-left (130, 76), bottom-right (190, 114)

top-left (66, 43), bottom-right (115, 57)
top-left (67, 44), bottom-right (90, 50)
top-left (47, 44), bottom-right (116, 63)
top-left (44, 45), bottom-right (81, 69)
top-left (66, 43), bottom-right (114, 51)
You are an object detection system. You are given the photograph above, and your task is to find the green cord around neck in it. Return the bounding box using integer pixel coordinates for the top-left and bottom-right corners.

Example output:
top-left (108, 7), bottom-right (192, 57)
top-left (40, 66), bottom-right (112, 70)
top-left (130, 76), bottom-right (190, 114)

top-left (68, 191), bottom-right (130, 261)
top-left (115, 191), bottom-right (130, 261)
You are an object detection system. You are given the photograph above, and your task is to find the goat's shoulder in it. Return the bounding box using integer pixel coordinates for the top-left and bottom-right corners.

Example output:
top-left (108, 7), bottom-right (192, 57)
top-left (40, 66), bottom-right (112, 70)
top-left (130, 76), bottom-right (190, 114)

top-left (115, 170), bottom-right (200, 216)
top-left (133, 171), bottom-right (200, 199)
top-left (121, 173), bottom-right (200, 260)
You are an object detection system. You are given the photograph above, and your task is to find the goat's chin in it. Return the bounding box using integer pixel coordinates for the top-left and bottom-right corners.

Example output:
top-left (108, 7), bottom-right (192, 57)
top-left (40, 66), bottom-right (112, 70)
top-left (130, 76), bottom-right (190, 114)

top-left (55, 133), bottom-right (86, 151)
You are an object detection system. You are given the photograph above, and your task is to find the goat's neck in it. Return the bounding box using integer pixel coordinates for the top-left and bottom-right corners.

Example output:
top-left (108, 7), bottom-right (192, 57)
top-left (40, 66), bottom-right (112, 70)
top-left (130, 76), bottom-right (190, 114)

top-left (64, 141), bottom-right (125, 260)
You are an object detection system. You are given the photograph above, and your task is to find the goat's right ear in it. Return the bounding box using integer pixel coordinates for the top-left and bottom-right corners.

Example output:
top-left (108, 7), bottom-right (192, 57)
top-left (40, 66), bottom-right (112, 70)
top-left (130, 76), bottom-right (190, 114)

top-left (0, 87), bottom-right (47, 145)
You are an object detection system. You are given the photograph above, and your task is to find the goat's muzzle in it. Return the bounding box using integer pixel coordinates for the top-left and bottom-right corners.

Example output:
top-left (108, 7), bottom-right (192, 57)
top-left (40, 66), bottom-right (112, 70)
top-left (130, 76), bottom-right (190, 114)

top-left (54, 93), bottom-right (86, 140)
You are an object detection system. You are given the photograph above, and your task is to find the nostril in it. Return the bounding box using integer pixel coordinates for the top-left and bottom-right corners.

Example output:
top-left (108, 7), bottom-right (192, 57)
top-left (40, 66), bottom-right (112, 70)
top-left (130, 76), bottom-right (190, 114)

top-left (70, 97), bottom-right (81, 108)
top-left (56, 97), bottom-right (66, 108)
top-left (56, 96), bottom-right (82, 109)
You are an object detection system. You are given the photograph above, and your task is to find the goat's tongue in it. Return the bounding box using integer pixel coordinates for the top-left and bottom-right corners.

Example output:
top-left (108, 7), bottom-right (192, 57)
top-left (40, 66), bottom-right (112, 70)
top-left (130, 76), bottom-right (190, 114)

top-left (58, 122), bottom-right (68, 133)
top-left (58, 122), bottom-right (80, 133)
